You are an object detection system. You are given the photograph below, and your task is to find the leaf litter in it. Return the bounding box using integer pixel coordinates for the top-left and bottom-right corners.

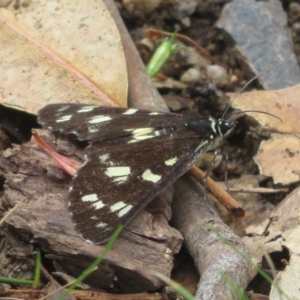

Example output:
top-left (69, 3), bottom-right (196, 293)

top-left (230, 85), bottom-right (300, 299)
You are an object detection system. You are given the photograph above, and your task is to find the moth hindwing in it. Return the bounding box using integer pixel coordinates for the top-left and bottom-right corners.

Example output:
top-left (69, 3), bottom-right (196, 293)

top-left (38, 103), bottom-right (235, 244)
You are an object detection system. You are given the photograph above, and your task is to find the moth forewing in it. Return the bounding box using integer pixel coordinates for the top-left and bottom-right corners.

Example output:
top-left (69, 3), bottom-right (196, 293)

top-left (38, 104), bottom-right (235, 244)
top-left (68, 130), bottom-right (214, 243)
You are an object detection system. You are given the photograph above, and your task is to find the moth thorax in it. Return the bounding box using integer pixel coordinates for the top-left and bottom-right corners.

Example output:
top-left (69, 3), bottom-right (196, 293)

top-left (187, 118), bottom-right (219, 139)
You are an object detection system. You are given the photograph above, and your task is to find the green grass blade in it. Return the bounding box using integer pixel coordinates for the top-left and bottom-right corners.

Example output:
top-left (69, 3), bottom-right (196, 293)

top-left (33, 249), bottom-right (41, 289)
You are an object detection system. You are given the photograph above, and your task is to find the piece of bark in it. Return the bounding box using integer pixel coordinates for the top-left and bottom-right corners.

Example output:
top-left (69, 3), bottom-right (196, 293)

top-left (172, 175), bottom-right (252, 300)
top-left (0, 130), bottom-right (183, 293)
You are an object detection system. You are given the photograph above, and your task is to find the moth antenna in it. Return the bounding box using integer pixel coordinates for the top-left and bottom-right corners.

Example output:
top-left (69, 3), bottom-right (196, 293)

top-left (222, 71), bottom-right (268, 120)
top-left (227, 110), bottom-right (283, 123)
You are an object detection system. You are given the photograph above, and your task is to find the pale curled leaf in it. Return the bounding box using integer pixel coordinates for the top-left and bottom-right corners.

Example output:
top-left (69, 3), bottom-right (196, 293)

top-left (254, 134), bottom-right (300, 185)
top-left (0, 0), bottom-right (127, 112)
top-left (228, 84), bottom-right (300, 185)
top-left (229, 85), bottom-right (300, 134)
top-left (242, 187), bottom-right (300, 300)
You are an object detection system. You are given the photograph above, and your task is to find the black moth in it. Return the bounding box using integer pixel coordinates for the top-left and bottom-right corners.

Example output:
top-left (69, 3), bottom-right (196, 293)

top-left (38, 104), bottom-right (235, 244)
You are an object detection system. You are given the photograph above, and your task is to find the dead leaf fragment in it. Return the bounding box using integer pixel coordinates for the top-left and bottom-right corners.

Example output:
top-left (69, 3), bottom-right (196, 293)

top-left (228, 84), bottom-right (300, 185)
top-left (268, 187), bottom-right (300, 300)
top-left (0, 0), bottom-right (127, 112)
top-left (254, 134), bottom-right (300, 185)
top-left (242, 186), bottom-right (300, 298)
top-left (230, 84), bottom-right (300, 135)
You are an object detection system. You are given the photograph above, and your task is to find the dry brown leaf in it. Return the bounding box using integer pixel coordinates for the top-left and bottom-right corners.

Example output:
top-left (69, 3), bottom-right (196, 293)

top-left (230, 85), bottom-right (300, 134)
top-left (255, 135), bottom-right (300, 185)
top-left (229, 84), bottom-right (300, 185)
top-left (242, 187), bottom-right (300, 300)
top-left (0, 0), bottom-right (127, 112)
top-left (229, 85), bottom-right (300, 298)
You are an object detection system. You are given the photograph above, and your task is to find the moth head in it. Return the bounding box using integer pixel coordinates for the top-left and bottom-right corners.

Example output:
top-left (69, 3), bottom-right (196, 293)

top-left (220, 110), bottom-right (282, 139)
top-left (216, 118), bottom-right (236, 138)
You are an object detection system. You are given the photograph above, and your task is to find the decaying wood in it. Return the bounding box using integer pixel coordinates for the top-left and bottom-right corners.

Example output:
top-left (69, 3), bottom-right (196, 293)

top-left (0, 130), bottom-right (183, 293)
top-left (172, 175), bottom-right (253, 300)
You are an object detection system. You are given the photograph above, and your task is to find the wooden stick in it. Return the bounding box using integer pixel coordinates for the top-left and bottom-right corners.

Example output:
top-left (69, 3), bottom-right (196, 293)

top-left (189, 166), bottom-right (245, 217)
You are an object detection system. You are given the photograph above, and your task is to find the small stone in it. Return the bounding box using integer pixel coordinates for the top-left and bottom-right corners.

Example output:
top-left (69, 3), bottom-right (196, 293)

top-left (289, 2), bottom-right (300, 23)
top-left (181, 17), bottom-right (191, 27)
top-left (176, 0), bottom-right (198, 19)
top-left (230, 74), bottom-right (238, 84)
top-left (184, 47), bottom-right (209, 69)
top-left (206, 65), bottom-right (228, 88)
top-left (180, 68), bottom-right (202, 84)
top-left (2, 146), bottom-right (20, 158)
top-left (2, 149), bottom-right (12, 158)
top-left (292, 22), bottom-right (300, 33)
top-left (139, 38), bottom-right (155, 52)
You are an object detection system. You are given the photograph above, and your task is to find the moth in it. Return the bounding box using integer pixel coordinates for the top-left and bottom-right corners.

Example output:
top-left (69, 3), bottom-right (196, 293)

top-left (38, 104), bottom-right (236, 244)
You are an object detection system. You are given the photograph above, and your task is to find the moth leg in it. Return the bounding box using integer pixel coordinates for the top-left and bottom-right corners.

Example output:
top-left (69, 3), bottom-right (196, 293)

top-left (203, 151), bottom-right (230, 192)
top-left (202, 149), bottom-right (218, 198)
top-left (223, 154), bottom-right (229, 191)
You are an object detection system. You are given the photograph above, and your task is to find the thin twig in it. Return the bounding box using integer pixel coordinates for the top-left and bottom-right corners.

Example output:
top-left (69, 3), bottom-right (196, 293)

top-left (0, 197), bottom-right (27, 227)
top-left (189, 166), bottom-right (245, 217)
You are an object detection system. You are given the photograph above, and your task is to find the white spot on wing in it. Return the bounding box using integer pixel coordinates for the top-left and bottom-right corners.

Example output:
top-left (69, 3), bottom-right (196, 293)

top-left (81, 194), bottom-right (105, 210)
top-left (132, 128), bottom-right (154, 135)
top-left (110, 201), bottom-right (133, 217)
top-left (127, 135), bottom-right (154, 143)
top-left (88, 126), bottom-right (99, 133)
top-left (142, 169), bottom-right (161, 183)
top-left (123, 109), bottom-right (138, 115)
top-left (149, 112), bottom-right (161, 115)
top-left (92, 201), bottom-right (105, 210)
top-left (112, 176), bottom-right (129, 184)
top-left (99, 153), bottom-right (110, 164)
top-left (56, 115), bottom-right (72, 123)
top-left (118, 205), bottom-right (132, 217)
top-left (88, 115), bottom-right (112, 124)
top-left (82, 194), bottom-right (98, 202)
top-left (110, 201), bottom-right (126, 212)
top-left (127, 140), bottom-right (138, 144)
top-left (57, 105), bottom-right (70, 112)
top-left (133, 135), bottom-right (154, 140)
top-left (165, 157), bottom-right (178, 166)
top-left (96, 221), bottom-right (108, 228)
top-left (77, 106), bottom-right (98, 113)
top-left (105, 166), bottom-right (131, 177)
